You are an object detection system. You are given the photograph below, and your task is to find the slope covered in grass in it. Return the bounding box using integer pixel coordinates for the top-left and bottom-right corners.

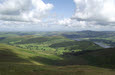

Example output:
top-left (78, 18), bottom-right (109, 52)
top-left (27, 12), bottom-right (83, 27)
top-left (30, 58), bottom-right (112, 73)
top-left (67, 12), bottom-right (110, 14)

top-left (80, 48), bottom-right (115, 69)
top-left (64, 48), bottom-right (115, 69)
top-left (2, 36), bottom-right (102, 55)
top-left (0, 44), bottom-right (115, 75)
top-left (50, 40), bottom-right (102, 50)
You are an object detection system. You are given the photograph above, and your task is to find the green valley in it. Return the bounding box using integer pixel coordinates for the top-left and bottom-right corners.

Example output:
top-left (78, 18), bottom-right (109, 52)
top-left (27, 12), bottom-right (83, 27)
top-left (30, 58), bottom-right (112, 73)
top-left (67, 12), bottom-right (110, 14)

top-left (0, 31), bottom-right (115, 75)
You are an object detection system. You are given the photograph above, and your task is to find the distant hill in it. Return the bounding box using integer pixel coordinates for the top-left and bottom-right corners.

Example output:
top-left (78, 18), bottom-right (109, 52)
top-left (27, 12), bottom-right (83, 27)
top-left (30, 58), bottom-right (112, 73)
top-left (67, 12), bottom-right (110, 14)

top-left (50, 40), bottom-right (102, 51)
top-left (63, 31), bottom-right (115, 38)
top-left (0, 35), bottom-right (102, 55)
top-left (62, 31), bottom-right (115, 47)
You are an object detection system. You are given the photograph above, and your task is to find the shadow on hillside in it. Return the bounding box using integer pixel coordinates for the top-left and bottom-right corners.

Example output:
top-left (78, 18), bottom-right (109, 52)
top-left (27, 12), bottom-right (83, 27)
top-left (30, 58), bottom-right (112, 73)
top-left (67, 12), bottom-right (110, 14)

top-left (30, 56), bottom-right (60, 65)
top-left (0, 49), bottom-right (29, 63)
top-left (63, 48), bottom-right (115, 69)
top-left (30, 48), bottom-right (115, 69)
top-left (49, 41), bottom-right (102, 51)
top-left (30, 55), bottom-right (89, 66)
top-left (49, 41), bottom-right (75, 48)
top-left (1, 46), bottom-right (115, 69)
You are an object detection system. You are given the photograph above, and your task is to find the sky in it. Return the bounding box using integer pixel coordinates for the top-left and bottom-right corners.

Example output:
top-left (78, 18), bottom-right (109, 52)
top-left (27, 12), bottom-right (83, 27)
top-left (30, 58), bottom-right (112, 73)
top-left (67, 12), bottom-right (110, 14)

top-left (0, 0), bottom-right (115, 31)
top-left (43, 0), bottom-right (76, 18)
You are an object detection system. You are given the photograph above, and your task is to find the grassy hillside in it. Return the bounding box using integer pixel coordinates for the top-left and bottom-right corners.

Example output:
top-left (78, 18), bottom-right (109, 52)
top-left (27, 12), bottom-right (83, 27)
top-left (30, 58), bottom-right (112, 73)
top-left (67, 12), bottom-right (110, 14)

top-left (81, 48), bottom-right (115, 69)
top-left (0, 44), bottom-right (115, 75)
top-left (0, 31), bottom-right (114, 47)
top-left (0, 32), bottom-right (115, 75)
top-left (50, 40), bottom-right (102, 51)
top-left (63, 48), bottom-right (115, 69)
top-left (0, 36), bottom-right (102, 55)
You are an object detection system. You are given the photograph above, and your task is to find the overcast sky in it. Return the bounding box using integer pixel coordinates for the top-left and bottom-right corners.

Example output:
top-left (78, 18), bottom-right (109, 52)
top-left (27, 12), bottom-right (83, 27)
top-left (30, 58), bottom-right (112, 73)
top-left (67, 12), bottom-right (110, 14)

top-left (0, 0), bottom-right (115, 31)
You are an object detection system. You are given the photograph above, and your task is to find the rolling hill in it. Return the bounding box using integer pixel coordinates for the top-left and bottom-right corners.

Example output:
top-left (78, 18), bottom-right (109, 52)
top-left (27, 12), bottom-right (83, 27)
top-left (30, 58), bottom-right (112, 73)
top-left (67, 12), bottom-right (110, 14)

top-left (0, 44), bottom-right (115, 75)
top-left (0, 31), bottom-right (115, 75)
top-left (63, 48), bottom-right (115, 69)
top-left (0, 35), bottom-right (103, 55)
